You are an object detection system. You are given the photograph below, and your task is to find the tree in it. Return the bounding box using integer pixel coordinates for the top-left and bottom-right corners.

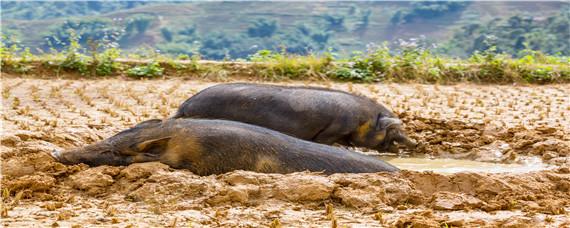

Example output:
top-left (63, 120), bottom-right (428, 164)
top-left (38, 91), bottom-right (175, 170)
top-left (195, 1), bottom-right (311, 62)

top-left (125, 15), bottom-right (154, 35)
top-left (43, 18), bottom-right (123, 51)
top-left (440, 9), bottom-right (570, 57)
top-left (322, 14), bottom-right (346, 32)
top-left (179, 25), bottom-right (197, 36)
top-left (161, 28), bottom-right (173, 42)
top-left (390, 1), bottom-right (469, 25)
top-left (199, 32), bottom-right (243, 59)
top-left (247, 18), bottom-right (278, 38)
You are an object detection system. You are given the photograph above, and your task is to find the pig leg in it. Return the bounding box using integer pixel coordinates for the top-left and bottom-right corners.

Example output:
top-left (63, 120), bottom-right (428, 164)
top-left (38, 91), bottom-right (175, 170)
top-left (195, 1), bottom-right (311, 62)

top-left (312, 126), bottom-right (347, 145)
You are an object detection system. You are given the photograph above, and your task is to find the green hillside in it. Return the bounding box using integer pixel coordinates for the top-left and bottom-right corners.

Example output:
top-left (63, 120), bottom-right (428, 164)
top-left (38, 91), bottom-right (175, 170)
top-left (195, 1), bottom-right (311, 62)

top-left (1, 1), bottom-right (568, 59)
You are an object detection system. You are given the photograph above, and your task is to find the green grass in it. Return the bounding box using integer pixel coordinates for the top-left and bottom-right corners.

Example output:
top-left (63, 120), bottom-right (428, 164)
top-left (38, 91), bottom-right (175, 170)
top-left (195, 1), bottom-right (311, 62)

top-left (1, 38), bottom-right (568, 84)
top-left (250, 50), bottom-right (333, 80)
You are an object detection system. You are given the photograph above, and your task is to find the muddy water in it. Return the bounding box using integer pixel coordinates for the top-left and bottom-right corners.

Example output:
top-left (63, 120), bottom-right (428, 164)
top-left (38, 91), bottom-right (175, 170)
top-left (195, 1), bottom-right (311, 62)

top-left (380, 155), bottom-right (555, 173)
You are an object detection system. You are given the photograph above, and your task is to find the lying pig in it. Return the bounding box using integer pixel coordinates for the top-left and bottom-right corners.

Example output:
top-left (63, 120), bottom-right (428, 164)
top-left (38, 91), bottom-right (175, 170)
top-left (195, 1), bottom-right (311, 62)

top-left (51, 118), bottom-right (399, 175)
top-left (173, 83), bottom-right (416, 153)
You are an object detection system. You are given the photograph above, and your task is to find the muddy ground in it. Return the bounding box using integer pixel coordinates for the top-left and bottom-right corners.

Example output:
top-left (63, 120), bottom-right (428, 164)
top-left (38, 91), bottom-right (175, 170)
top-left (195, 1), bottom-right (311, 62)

top-left (1, 77), bottom-right (569, 227)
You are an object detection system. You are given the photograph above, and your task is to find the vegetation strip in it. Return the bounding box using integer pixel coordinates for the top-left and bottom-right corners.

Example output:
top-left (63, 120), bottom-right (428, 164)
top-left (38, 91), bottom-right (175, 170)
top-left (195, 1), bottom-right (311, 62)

top-left (2, 40), bottom-right (569, 84)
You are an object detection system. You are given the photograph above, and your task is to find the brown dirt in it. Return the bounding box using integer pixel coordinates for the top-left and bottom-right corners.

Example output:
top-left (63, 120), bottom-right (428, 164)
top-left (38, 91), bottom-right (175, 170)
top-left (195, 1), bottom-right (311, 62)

top-left (1, 77), bottom-right (569, 227)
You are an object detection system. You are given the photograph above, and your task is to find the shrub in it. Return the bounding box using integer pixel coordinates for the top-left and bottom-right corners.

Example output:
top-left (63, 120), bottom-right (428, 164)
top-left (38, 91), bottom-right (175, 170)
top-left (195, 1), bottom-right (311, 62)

top-left (59, 31), bottom-right (90, 75)
top-left (95, 48), bottom-right (121, 76)
top-left (127, 62), bottom-right (164, 78)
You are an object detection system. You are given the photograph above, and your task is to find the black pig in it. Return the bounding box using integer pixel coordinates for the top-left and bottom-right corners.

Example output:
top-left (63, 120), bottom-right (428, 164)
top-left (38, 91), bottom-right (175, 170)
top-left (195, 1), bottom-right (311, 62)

top-left (174, 83), bottom-right (416, 153)
top-left (52, 118), bottom-right (399, 175)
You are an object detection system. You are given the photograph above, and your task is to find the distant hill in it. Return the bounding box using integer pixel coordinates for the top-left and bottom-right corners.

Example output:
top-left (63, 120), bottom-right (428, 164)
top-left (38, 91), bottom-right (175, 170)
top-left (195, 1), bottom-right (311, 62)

top-left (1, 1), bottom-right (567, 59)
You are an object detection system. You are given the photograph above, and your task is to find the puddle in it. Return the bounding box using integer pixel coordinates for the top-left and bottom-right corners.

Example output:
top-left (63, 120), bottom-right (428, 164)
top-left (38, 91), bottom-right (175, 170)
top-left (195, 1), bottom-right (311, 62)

top-left (379, 155), bottom-right (554, 174)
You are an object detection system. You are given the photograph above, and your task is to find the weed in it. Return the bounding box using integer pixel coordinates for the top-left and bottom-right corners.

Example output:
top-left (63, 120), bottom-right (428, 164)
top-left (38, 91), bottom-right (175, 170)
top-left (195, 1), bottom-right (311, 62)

top-left (250, 50), bottom-right (332, 80)
top-left (105, 206), bottom-right (117, 216)
top-left (325, 203), bottom-right (334, 219)
top-left (167, 217), bottom-right (177, 227)
top-left (1, 205), bottom-right (8, 217)
top-left (127, 61), bottom-right (164, 78)
top-left (373, 211), bottom-right (383, 224)
top-left (331, 217), bottom-right (338, 228)
top-left (96, 48), bottom-right (121, 76)
top-left (59, 31), bottom-right (90, 75)
top-left (269, 218), bottom-right (282, 228)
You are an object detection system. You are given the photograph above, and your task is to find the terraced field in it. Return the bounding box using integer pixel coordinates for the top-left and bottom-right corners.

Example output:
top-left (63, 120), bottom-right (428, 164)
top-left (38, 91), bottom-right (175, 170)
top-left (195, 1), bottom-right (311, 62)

top-left (1, 77), bottom-right (569, 227)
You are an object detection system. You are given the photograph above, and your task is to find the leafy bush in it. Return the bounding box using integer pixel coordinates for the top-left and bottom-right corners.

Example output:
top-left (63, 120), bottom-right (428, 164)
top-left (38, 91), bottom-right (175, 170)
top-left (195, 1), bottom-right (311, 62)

top-left (127, 62), bottom-right (164, 78)
top-left (59, 31), bottom-right (90, 74)
top-left (332, 66), bottom-right (373, 82)
top-left (95, 48), bottom-right (121, 76)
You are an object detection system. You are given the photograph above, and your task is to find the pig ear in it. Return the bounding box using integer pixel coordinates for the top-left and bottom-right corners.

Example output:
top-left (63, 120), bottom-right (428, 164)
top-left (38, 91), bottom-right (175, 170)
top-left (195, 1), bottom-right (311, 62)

top-left (131, 137), bottom-right (171, 154)
top-left (377, 117), bottom-right (402, 130)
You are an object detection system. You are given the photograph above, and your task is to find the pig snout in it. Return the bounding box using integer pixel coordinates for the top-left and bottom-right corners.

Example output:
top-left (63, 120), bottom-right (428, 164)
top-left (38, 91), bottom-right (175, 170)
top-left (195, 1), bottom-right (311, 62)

top-left (50, 149), bottom-right (62, 161)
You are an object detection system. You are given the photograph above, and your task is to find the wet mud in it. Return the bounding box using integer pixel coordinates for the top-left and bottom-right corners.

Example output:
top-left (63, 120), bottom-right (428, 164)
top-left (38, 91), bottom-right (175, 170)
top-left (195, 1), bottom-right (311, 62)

top-left (1, 78), bottom-right (569, 227)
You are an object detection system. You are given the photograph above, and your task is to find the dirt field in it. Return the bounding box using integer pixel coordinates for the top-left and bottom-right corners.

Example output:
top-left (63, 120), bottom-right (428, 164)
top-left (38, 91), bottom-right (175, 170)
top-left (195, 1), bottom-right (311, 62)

top-left (2, 77), bottom-right (570, 227)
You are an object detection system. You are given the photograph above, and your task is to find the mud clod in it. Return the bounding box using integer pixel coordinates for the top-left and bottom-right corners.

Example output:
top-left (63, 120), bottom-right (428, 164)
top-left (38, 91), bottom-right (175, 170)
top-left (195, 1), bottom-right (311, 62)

top-left (119, 162), bottom-right (170, 181)
top-left (274, 174), bottom-right (335, 202)
top-left (5, 174), bottom-right (56, 192)
top-left (69, 166), bottom-right (121, 195)
top-left (431, 192), bottom-right (483, 210)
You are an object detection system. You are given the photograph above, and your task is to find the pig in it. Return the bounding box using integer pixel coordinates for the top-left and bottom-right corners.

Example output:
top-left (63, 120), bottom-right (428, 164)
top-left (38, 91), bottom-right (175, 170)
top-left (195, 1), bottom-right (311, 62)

top-left (51, 118), bottom-right (399, 175)
top-left (173, 83), bottom-right (417, 153)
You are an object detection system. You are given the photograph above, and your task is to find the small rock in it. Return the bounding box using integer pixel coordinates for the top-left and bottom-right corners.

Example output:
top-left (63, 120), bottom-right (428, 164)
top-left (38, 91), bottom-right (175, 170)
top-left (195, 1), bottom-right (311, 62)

top-left (522, 201), bottom-right (541, 211)
top-left (548, 157), bottom-right (570, 166)
top-left (483, 124), bottom-right (502, 137)
top-left (6, 174), bottom-right (56, 192)
top-left (127, 171), bottom-right (208, 203)
top-left (394, 214), bottom-right (439, 228)
top-left (532, 139), bottom-right (570, 156)
top-left (223, 171), bottom-right (263, 186)
top-left (445, 219), bottom-right (464, 227)
top-left (275, 174), bottom-right (335, 202)
top-left (225, 184), bottom-right (260, 204)
top-left (334, 188), bottom-right (383, 208)
top-left (1, 158), bottom-right (36, 177)
top-left (14, 130), bottom-right (43, 141)
top-left (542, 151), bottom-right (558, 160)
top-left (513, 140), bottom-right (535, 150)
top-left (536, 126), bottom-right (557, 134)
top-left (431, 192), bottom-right (483, 210)
top-left (555, 180), bottom-right (570, 192)
top-left (470, 140), bottom-right (510, 163)
top-left (69, 166), bottom-right (121, 195)
top-left (119, 162), bottom-right (169, 181)
top-left (556, 165), bottom-right (570, 174)
top-left (501, 216), bottom-right (536, 228)
top-left (1, 135), bottom-right (21, 147)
